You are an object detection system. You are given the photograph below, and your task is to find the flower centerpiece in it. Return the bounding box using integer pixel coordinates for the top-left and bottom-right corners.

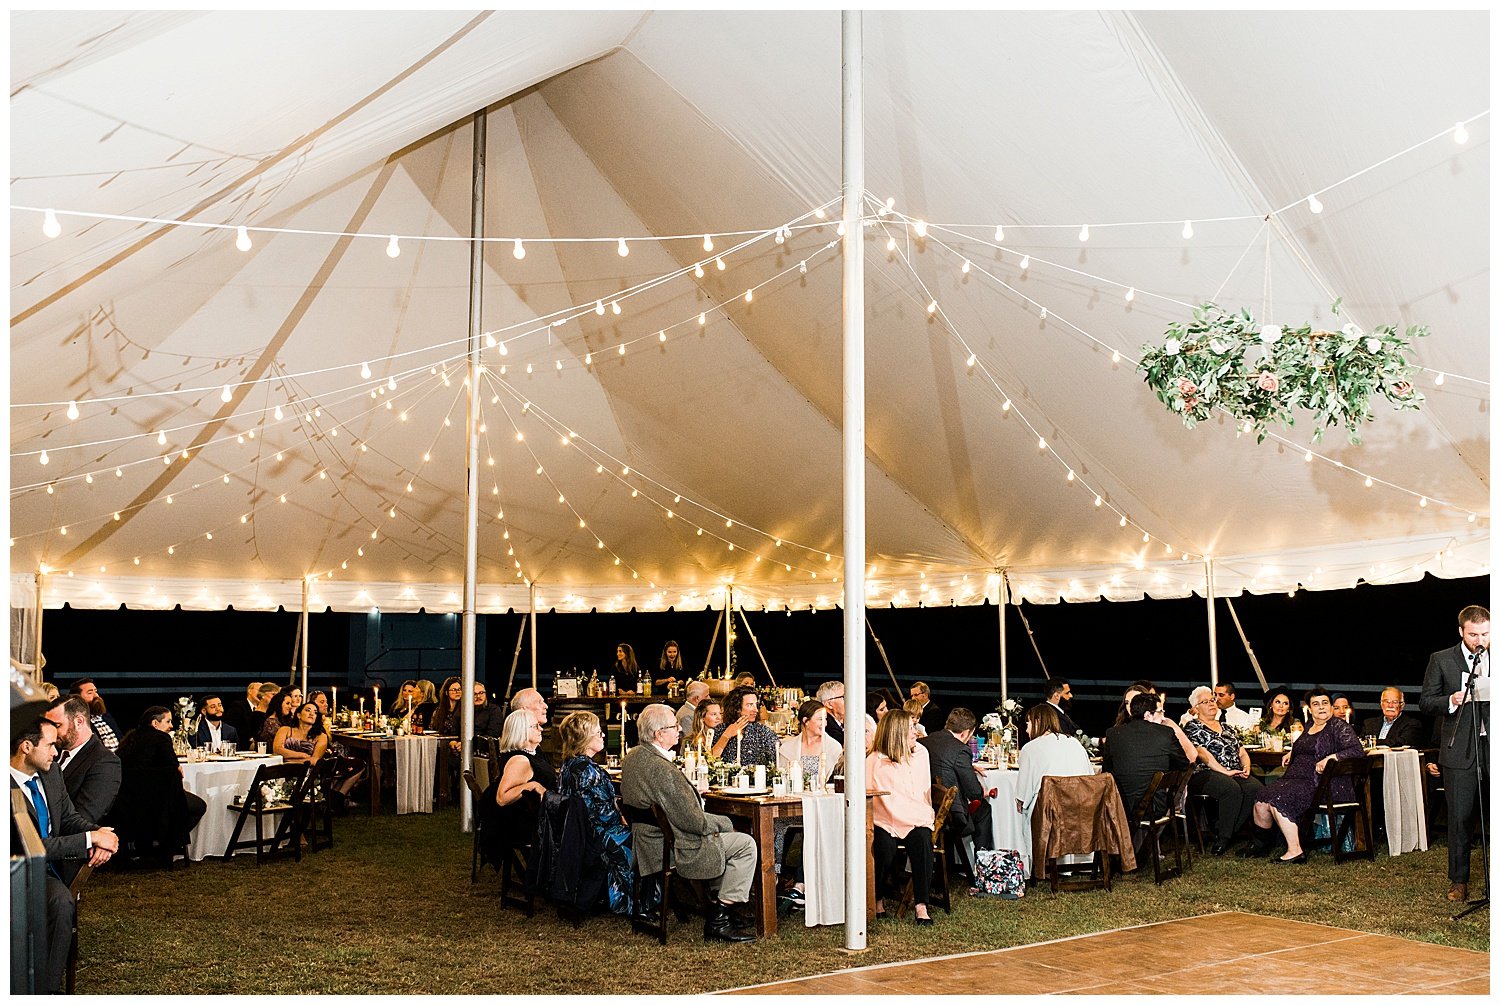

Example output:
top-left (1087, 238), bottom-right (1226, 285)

top-left (172, 695), bottom-right (197, 754)
top-left (1073, 730), bottom-right (1101, 757)
top-left (1138, 300), bottom-right (1427, 444)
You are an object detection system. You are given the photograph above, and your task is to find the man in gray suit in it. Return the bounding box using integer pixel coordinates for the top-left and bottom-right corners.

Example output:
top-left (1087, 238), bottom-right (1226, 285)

top-left (45, 696), bottom-right (122, 826)
top-left (620, 703), bottom-right (757, 943)
top-left (10, 717), bottom-right (120, 992)
top-left (1420, 604), bottom-right (1490, 903)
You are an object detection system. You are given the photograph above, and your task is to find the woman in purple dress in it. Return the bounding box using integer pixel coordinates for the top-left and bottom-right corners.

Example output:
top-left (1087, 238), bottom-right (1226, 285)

top-left (1244, 688), bottom-right (1363, 863)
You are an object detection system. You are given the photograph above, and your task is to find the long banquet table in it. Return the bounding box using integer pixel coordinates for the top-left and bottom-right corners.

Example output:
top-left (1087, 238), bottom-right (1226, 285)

top-left (332, 732), bottom-right (454, 815)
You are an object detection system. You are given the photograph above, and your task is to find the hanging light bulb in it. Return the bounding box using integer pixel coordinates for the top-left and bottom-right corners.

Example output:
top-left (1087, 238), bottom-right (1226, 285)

top-left (658, 330), bottom-right (667, 343)
top-left (235, 226), bottom-right (252, 252)
top-left (799, 260), bottom-right (807, 275)
top-left (1039, 307), bottom-right (1048, 320)
top-left (360, 361), bottom-right (372, 379)
top-left (1454, 121), bottom-right (1469, 144)
top-left (38, 450), bottom-right (49, 466)
top-left (1419, 496), bottom-right (1428, 508)
top-left (617, 343), bottom-right (626, 356)
top-left (617, 237), bottom-right (629, 257)
top-left (115, 468), bottom-right (122, 477)
top-left (1307, 194), bottom-right (1324, 214)
top-left (1019, 255), bottom-right (1030, 271)
top-left (584, 351), bottom-right (592, 365)
top-left (836, 221), bottom-right (845, 237)
top-left (694, 263), bottom-right (705, 278)
top-left (927, 299), bottom-right (938, 314)
top-left (1434, 372), bottom-right (1445, 386)
top-left (1001, 399), bottom-right (1011, 411)
top-left (1181, 220), bottom-right (1195, 239)
top-left (1111, 349), bottom-right (1121, 363)
top-left (42, 209), bottom-right (62, 238)
top-left (273, 404), bottom-right (284, 421)
top-left (1037, 436), bottom-right (1046, 450)
top-left (885, 237), bottom-right (897, 252)
top-left (961, 259), bottom-right (971, 275)
top-left (774, 227), bottom-right (785, 245)
top-left (498, 342), bottom-right (509, 357)
top-left (965, 353), bottom-right (976, 368)
top-left (1364, 476), bottom-right (1374, 488)
top-left (745, 289), bottom-right (754, 303)
top-left (385, 234), bottom-right (400, 258)
top-left (610, 300), bottom-right (621, 315)
top-left (1094, 494), bottom-right (1103, 507)
top-left (1124, 287), bottom-right (1135, 303)
top-left (994, 224), bottom-right (1005, 242)
top-left (1078, 224), bottom-right (1089, 242)
top-left (221, 384), bottom-right (233, 403)
top-left (698, 312), bottom-right (707, 326)
top-left (512, 238), bottom-right (526, 260)
top-left (703, 234), bottom-right (714, 252)
top-left (1304, 449), bottom-right (1314, 462)
top-left (715, 257), bottom-right (726, 271)
top-left (914, 220), bottom-right (927, 238)
top-left (157, 430), bottom-right (167, 446)
top-left (387, 375), bottom-right (397, 391)
top-left (594, 300), bottom-right (605, 315)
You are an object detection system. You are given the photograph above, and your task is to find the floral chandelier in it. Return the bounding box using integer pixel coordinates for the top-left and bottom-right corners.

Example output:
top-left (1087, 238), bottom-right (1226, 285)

top-left (1138, 301), bottom-right (1428, 444)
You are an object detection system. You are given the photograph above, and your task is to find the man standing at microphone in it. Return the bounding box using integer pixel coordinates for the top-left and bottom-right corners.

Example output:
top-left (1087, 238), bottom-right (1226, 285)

top-left (1420, 605), bottom-right (1490, 903)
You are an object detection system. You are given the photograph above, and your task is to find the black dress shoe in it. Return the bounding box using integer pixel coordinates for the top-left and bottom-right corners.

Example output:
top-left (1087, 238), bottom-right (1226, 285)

top-left (1272, 851), bottom-right (1308, 865)
top-left (1236, 841), bottom-right (1271, 858)
top-left (1211, 839), bottom-right (1232, 856)
top-left (704, 903), bottom-right (755, 943)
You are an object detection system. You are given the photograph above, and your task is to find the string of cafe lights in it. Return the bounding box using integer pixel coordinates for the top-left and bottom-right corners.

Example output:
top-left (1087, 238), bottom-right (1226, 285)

top-left (483, 370), bottom-right (837, 582)
top-left (865, 205), bottom-right (1196, 569)
top-left (871, 199), bottom-right (1487, 526)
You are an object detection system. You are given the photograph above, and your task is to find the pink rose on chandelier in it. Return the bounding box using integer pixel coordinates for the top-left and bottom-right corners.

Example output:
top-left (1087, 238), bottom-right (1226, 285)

top-left (1175, 376), bottom-right (1199, 396)
top-left (1392, 381), bottom-right (1414, 398)
top-left (1255, 371), bottom-right (1280, 393)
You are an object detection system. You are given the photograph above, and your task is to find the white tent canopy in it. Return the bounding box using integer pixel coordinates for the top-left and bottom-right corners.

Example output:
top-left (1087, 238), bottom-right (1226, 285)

top-left (10, 11), bottom-right (1490, 613)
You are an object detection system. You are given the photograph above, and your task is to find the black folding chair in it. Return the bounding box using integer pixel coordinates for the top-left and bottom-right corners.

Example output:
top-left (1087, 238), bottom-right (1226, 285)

top-left (224, 762), bottom-right (310, 865)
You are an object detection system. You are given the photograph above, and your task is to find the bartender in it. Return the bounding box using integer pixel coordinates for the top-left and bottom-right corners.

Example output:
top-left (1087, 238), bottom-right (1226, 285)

top-left (612, 642), bottom-right (640, 692)
top-left (655, 640), bottom-right (686, 691)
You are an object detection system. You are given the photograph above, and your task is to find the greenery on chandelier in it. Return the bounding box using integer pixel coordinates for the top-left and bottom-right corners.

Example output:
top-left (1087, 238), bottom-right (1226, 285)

top-left (1138, 300), bottom-right (1428, 444)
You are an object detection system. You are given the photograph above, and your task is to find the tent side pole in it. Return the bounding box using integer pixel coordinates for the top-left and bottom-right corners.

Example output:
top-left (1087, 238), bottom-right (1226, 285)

top-left (33, 571), bottom-right (45, 686)
top-left (724, 584), bottom-right (733, 676)
top-left (528, 581), bottom-right (537, 690)
top-left (299, 577), bottom-right (309, 698)
top-left (840, 8), bottom-right (868, 954)
top-left (998, 568), bottom-right (1009, 704)
top-left (459, 108), bottom-right (487, 834)
top-left (1205, 557), bottom-right (1219, 688)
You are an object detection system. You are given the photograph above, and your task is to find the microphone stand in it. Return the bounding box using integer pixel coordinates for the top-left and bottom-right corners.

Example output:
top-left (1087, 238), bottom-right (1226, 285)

top-left (1452, 649), bottom-right (1488, 920)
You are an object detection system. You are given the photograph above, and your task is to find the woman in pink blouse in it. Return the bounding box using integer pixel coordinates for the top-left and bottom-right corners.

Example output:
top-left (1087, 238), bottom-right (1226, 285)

top-left (865, 708), bottom-right (936, 925)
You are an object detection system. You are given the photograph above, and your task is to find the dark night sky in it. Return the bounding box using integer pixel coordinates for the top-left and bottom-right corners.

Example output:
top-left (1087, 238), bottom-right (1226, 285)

top-left (43, 573), bottom-right (1488, 738)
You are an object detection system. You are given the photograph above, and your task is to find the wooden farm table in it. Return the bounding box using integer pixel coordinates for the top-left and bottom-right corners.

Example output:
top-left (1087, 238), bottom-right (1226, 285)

top-left (1242, 745), bottom-right (1428, 854)
top-left (332, 731), bottom-right (456, 814)
top-left (702, 790), bottom-right (879, 937)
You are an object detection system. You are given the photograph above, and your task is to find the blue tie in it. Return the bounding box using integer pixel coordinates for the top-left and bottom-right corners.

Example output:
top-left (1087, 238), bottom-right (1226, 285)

top-left (24, 777), bottom-right (50, 838)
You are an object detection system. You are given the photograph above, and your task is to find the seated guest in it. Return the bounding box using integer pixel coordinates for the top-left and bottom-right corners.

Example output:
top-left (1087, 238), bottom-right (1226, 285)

top-left (683, 698), bottom-right (723, 757)
top-left (920, 707), bottom-right (992, 879)
top-left (11, 717), bottom-right (119, 993)
top-left (111, 707), bottom-right (207, 855)
top-left (1244, 687), bottom-right (1365, 862)
top-left (46, 696), bottom-right (122, 825)
top-left (676, 680), bottom-right (711, 732)
top-left (224, 681), bottom-right (261, 740)
top-left (813, 681), bottom-right (849, 746)
top-left (1111, 680), bottom-right (1160, 728)
top-left (621, 703), bottom-right (758, 943)
top-left (428, 676), bottom-right (465, 736)
top-left (478, 710), bottom-right (554, 864)
top-left (555, 712), bottom-right (634, 915)
top-left (1039, 678), bottom-right (1080, 736)
top-left (413, 679), bottom-right (438, 723)
top-left (868, 690), bottom-right (892, 723)
top-left (247, 683), bottom-right (279, 743)
top-left (40, 681), bottom-right (60, 702)
top-left (192, 695), bottom-right (239, 748)
top-left (472, 682), bottom-right (505, 739)
top-left (1258, 687), bottom-right (1301, 735)
top-left (1183, 686), bottom-right (1263, 855)
top-left (392, 679), bottom-right (436, 726)
top-left (1016, 703), bottom-right (1094, 817)
top-left (1103, 692), bottom-right (1194, 829)
top-left (309, 689), bottom-right (331, 719)
top-left (509, 687), bottom-right (550, 728)
top-left (272, 702), bottom-right (328, 765)
top-left (903, 699), bottom-right (929, 737)
top-left (1360, 687), bottom-right (1424, 747)
top-left (710, 686), bottom-right (777, 766)
top-left (68, 678), bottom-right (120, 753)
top-left (867, 709), bottom-right (936, 925)
top-left (258, 687), bottom-right (299, 746)
top-left (1214, 681), bottom-right (1258, 729)
top-left (773, 700), bottom-right (841, 907)
top-left (731, 670), bottom-right (758, 690)
top-left (1330, 693), bottom-right (1356, 725)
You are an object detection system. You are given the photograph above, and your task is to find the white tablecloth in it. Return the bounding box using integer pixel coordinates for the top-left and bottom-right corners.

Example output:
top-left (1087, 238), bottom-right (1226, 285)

top-left (981, 767), bottom-right (1032, 878)
top-left (799, 793), bottom-right (845, 927)
top-left (181, 756), bottom-right (284, 861)
top-left (395, 735), bottom-right (439, 814)
top-left (1381, 747), bottom-right (1429, 855)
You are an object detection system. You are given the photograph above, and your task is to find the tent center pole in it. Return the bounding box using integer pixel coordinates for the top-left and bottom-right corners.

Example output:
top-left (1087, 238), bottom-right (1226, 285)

top-left (529, 581), bottom-right (537, 691)
top-left (1205, 557), bottom-right (1219, 688)
top-left (459, 108), bottom-right (487, 834)
top-left (840, 9), bottom-right (868, 954)
top-left (998, 568), bottom-right (1009, 705)
top-left (299, 577), bottom-right (309, 698)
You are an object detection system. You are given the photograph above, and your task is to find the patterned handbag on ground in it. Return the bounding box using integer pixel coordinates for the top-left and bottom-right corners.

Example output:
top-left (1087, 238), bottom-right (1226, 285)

top-left (973, 848), bottom-right (1025, 899)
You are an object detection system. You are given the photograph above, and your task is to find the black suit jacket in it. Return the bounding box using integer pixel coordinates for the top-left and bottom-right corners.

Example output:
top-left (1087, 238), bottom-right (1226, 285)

top-left (919, 729), bottom-right (984, 806)
top-left (1359, 713), bottom-right (1424, 749)
top-left (918, 701), bottom-right (947, 736)
top-left (11, 769), bottom-right (94, 881)
top-left (472, 703), bottom-right (505, 739)
top-left (1103, 717), bottom-right (1190, 818)
top-left (192, 718), bottom-right (240, 747)
top-left (58, 735), bottom-right (121, 827)
top-left (1024, 701), bottom-right (1080, 743)
top-left (1420, 642), bottom-right (1487, 770)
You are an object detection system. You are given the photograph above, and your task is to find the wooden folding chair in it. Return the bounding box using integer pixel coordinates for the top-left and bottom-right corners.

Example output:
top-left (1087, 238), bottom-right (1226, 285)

top-left (303, 756), bottom-right (335, 853)
top-left (224, 762), bottom-right (310, 865)
top-left (63, 862), bottom-right (94, 994)
top-left (1131, 769), bottom-right (1190, 885)
top-left (463, 769), bottom-right (498, 883)
top-left (1307, 757), bottom-right (1375, 863)
top-left (627, 803), bottom-right (708, 946)
top-left (895, 783), bottom-right (958, 918)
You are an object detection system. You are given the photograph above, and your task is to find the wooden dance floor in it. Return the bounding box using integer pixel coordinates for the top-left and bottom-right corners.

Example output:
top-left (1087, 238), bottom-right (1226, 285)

top-left (722, 912), bottom-right (1489, 996)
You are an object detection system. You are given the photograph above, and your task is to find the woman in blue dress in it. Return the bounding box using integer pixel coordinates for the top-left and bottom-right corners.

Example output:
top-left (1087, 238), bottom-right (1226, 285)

top-left (556, 711), bottom-right (634, 915)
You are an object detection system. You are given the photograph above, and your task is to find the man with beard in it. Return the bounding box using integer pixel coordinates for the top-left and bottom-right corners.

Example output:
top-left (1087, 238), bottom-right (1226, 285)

top-left (68, 678), bottom-right (119, 753)
top-left (472, 681), bottom-right (504, 738)
top-left (191, 695), bottom-right (240, 748)
top-left (1037, 678), bottom-right (1080, 738)
top-left (45, 696), bottom-right (122, 826)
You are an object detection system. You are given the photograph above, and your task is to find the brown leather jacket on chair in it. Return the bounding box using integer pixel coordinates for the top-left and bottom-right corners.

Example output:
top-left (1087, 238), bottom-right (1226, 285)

top-left (1031, 773), bottom-right (1137, 873)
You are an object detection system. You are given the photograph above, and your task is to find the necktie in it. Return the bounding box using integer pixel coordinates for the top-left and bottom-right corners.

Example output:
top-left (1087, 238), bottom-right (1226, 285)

top-left (56, 749), bottom-right (70, 771)
top-left (24, 777), bottom-right (50, 838)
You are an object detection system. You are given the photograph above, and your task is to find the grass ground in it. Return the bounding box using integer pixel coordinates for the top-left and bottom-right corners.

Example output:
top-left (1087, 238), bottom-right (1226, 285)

top-left (79, 808), bottom-right (1488, 995)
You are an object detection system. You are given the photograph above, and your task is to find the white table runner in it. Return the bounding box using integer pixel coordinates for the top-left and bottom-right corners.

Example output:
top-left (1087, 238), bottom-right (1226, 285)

top-left (799, 793), bottom-right (845, 926)
top-left (1381, 748), bottom-right (1428, 855)
top-left (395, 735), bottom-right (439, 814)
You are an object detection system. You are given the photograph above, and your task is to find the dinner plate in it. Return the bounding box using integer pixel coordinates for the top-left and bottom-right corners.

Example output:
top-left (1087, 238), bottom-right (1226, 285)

top-left (205, 755), bottom-right (239, 761)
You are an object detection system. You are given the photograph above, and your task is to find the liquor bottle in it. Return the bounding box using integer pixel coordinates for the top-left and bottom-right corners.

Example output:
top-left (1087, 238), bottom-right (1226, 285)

top-left (608, 674), bottom-right (616, 696)
top-left (643, 675), bottom-right (652, 697)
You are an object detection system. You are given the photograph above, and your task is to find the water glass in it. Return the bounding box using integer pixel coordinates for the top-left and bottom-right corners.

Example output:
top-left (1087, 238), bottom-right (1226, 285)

top-left (606, 754), bottom-right (619, 769)
top-left (256, 741), bottom-right (268, 755)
